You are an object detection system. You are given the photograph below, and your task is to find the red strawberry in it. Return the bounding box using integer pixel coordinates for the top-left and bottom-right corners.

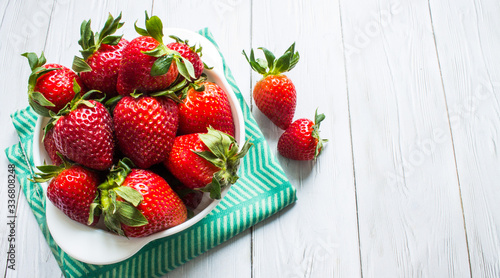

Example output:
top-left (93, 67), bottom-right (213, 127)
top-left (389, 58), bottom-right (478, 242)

top-left (243, 43), bottom-right (299, 129)
top-left (178, 81), bottom-right (235, 137)
top-left (278, 110), bottom-right (328, 160)
top-left (150, 163), bottom-right (204, 210)
top-left (73, 13), bottom-right (129, 98)
top-left (34, 161), bottom-right (101, 226)
top-left (117, 13), bottom-right (196, 96)
top-left (49, 84), bottom-right (115, 170)
top-left (22, 52), bottom-right (84, 116)
top-left (98, 159), bottom-right (187, 237)
top-left (165, 127), bottom-right (252, 199)
top-left (166, 35), bottom-right (205, 79)
top-left (43, 127), bottom-right (62, 165)
top-left (113, 95), bottom-right (179, 169)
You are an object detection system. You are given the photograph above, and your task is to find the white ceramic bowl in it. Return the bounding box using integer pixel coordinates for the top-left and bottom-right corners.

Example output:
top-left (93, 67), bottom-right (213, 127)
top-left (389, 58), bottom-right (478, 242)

top-left (32, 28), bottom-right (245, 265)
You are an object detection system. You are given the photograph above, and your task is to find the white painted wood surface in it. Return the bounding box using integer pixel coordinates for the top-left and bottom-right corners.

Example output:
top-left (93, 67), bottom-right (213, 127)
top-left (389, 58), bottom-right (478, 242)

top-left (1, 0), bottom-right (499, 277)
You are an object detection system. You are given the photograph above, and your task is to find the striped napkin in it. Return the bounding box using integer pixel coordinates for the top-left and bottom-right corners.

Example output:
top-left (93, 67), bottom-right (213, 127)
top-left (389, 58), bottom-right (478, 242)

top-left (5, 29), bottom-right (296, 278)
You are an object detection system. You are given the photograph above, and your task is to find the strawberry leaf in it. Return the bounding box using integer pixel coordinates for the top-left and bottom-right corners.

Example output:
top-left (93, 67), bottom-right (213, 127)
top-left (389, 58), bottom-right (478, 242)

top-left (88, 197), bottom-right (101, 226)
top-left (258, 47), bottom-right (275, 68)
top-left (134, 20), bottom-right (149, 36)
top-left (22, 52), bottom-right (46, 71)
top-left (101, 35), bottom-right (123, 46)
top-left (145, 15), bottom-right (164, 44)
top-left (115, 201), bottom-right (148, 227)
top-left (104, 212), bottom-right (125, 236)
top-left (272, 51), bottom-right (292, 75)
top-left (311, 109), bottom-right (328, 160)
top-left (199, 177), bottom-right (222, 200)
top-left (142, 44), bottom-right (168, 57)
top-left (72, 56), bottom-right (92, 73)
top-left (30, 91), bottom-right (55, 107)
top-left (113, 186), bottom-right (143, 207)
top-left (151, 55), bottom-right (173, 76)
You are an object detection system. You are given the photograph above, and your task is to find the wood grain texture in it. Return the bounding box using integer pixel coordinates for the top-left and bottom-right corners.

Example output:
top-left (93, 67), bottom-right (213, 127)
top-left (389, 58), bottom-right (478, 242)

top-left (339, 0), bottom-right (470, 276)
top-left (429, 0), bottom-right (500, 276)
top-left (251, 0), bottom-right (362, 277)
top-left (152, 1), bottom-right (252, 277)
top-left (3, 0), bottom-right (500, 277)
top-left (0, 1), bottom-right (62, 277)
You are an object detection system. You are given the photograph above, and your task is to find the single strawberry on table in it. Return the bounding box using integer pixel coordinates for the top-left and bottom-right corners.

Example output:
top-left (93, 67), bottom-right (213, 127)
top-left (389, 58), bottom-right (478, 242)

top-left (47, 82), bottom-right (115, 171)
top-left (72, 12), bottom-right (129, 99)
top-left (97, 159), bottom-right (187, 237)
top-left (243, 43), bottom-right (299, 130)
top-left (177, 79), bottom-right (235, 137)
top-left (22, 52), bottom-right (84, 116)
top-left (278, 109), bottom-right (328, 161)
top-left (166, 127), bottom-right (252, 199)
top-left (112, 94), bottom-right (179, 169)
top-left (33, 158), bottom-right (101, 226)
top-left (116, 12), bottom-right (197, 96)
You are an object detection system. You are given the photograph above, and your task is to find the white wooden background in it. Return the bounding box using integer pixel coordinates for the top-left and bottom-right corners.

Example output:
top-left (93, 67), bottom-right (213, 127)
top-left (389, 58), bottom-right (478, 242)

top-left (1, 0), bottom-right (499, 277)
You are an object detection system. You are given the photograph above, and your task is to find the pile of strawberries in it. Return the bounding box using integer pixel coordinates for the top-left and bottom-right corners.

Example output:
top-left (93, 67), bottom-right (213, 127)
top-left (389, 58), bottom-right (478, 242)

top-left (28, 13), bottom-right (251, 238)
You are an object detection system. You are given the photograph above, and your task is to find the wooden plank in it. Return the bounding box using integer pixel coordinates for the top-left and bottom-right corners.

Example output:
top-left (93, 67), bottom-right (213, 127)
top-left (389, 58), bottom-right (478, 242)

top-left (339, 0), bottom-right (471, 276)
top-left (152, 1), bottom-right (252, 277)
top-left (0, 0), bottom-right (63, 277)
top-left (1, 1), bottom-right (152, 277)
top-left (429, 0), bottom-right (500, 276)
top-left (250, 0), bottom-right (361, 277)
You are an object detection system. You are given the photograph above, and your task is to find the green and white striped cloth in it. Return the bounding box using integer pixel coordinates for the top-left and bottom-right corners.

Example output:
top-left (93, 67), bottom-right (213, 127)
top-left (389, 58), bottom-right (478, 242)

top-left (5, 29), bottom-right (297, 278)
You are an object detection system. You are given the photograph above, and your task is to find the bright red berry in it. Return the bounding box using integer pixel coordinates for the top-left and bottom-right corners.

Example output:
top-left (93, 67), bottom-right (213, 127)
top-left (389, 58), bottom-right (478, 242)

top-left (51, 97), bottom-right (115, 171)
top-left (165, 128), bottom-right (252, 199)
top-left (98, 159), bottom-right (187, 238)
top-left (178, 81), bottom-right (235, 137)
top-left (278, 110), bottom-right (328, 160)
top-left (43, 127), bottom-right (62, 165)
top-left (74, 13), bottom-right (128, 98)
top-left (243, 43), bottom-right (300, 130)
top-left (34, 162), bottom-right (101, 226)
top-left (167, 36), bottom-right (204, 79)
top-left (23, 52), bottom-right (84, 116)
top-left (113, 95), bottom-right (179, 169)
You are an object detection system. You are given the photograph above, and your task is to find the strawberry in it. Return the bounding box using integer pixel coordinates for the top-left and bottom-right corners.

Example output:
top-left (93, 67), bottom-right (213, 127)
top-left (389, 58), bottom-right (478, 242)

top-left (178, 80), bottom-right (235, 137)
top-left (43, 127), bottom-right (62, 165)
top-left (97, 159), bottom-right (187, 237)
top-left (33, 159), bottom-right (101, 226)
top-left (113, 95), bottom-right (179, 169)
top-left (243, 43), bottom-right (300, 130)
top-left (165, 127), bottom-right (252, 199)
top-left (150, 163), bottom-right (204, 210)
top-left (116, 13), bottom-right (196, 96)
top-left (166, 35), bottom-right (205, 79)
top-left (22, 52), bottom-right (84, 116)
top-left (277, 109), bottom-right (328, 160)
top-left (48, 83), bottom-right (115, 171)
top-left (73, 13), bottom-right (128, 99)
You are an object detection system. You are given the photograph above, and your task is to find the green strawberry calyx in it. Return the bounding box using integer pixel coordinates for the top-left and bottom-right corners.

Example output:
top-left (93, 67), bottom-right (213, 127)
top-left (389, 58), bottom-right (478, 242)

top-left (96, 158), bottom-right (148, 237)
top-left (169, 35), bottom-right (213, 71)
top-left (311, 109), bottom-right (328, 160)
top-left (135, 11), bottom-right (197, 81)
top-left (193, 127), bottom-right (253, 199)
top-left (31, 154), bottom-right (102, 226)
top-left (242, 42), bottom-right (300, 77)
top-left (22, 51), bottom-right (61, 117)
top-left (72, 12), bottom-right (125, 72)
